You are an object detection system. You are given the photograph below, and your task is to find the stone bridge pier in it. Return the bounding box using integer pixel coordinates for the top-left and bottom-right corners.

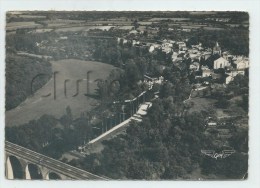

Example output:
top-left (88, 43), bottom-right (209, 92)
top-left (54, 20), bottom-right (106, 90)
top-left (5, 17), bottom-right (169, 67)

top-left (5, 152), bottom-right (70, 180)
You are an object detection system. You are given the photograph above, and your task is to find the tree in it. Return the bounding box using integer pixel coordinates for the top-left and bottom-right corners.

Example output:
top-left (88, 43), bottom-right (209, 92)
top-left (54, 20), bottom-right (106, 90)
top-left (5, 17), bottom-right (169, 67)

top-left (60, 106), bottom-right (73, 129)
top-left (125, 59), bottom-right (142, 88)
top-left (160, 82), bottom-right (175, 98)
top-left (215, 98), bottom-right (230, 109)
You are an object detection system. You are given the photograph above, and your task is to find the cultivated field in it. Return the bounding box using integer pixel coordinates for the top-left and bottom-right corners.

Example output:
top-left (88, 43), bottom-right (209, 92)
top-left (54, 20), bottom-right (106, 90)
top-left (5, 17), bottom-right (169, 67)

top-left (149, 17), bottom-right (191, 21)
top-left (6, 59), bottom-right (116, 127)
top-left (54, 25), bottom-right (114, 32)
top-left (6, 21), bottom-right (42, 31)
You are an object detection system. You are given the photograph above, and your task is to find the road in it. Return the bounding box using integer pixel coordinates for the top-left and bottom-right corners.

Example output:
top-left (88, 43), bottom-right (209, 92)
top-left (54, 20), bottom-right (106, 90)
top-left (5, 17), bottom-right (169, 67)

top-left (87, 102), bottom-right (152, 146)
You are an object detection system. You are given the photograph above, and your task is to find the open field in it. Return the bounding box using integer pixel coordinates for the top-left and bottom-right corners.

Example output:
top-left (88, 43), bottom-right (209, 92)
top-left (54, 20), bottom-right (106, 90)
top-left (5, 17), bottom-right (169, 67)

top-left (149, 17), bottom-right (191, 21)
top-left (18, 15), bottom-right (47, 19)
top-left (54, 25), bottom-right (114, 32)
top-left (6, 59), bottom-right (116, 127)
top-left (118, 25), bottom-right (133, 30)
top-left (185, 97), bottom-right (229, 118)
top-left (185, 97), bottom-right (245, 119)
top-left (43, 19), bottom-right (86, 24)
top-left (6, 21), bottom-right (42, 30)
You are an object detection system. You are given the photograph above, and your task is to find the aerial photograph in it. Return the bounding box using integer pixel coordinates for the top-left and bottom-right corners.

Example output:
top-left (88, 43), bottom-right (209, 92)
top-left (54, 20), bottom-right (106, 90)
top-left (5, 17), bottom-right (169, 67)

top-left (5, 11), bottom-right (249, 180)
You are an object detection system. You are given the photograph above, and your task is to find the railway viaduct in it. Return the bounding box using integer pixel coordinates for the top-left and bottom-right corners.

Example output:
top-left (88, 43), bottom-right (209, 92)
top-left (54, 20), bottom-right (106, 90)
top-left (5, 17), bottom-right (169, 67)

top-left (5, 141), bottom-right (108, 180)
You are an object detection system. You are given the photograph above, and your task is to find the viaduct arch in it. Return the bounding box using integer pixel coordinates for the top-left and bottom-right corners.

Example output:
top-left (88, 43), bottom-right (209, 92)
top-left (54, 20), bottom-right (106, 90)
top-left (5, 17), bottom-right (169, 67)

top-left (5, 141), bottom-right (109, 180)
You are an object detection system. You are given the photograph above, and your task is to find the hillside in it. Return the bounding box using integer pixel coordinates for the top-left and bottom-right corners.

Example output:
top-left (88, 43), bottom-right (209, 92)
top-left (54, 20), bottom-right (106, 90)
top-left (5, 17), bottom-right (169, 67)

top-left (6, 59), bottom-right (115, 127)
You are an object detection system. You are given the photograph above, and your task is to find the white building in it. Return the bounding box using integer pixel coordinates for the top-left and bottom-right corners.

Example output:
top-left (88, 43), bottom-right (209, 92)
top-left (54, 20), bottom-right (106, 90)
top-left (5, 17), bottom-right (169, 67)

top-left (202, 69), bottom-right (213, 77)
top-left (189, 62), bottom-right (200, 71)
top-left (149, 44), bottom-right (161, 53)
top-left (177, 41), bottom-right (186, 49)
top-left (226, 70), bottom-right (245, 84)
top-left (214, 57), bottom-right (230, 69)
top-left (233, 56), bottom-right (249, 70)
top-left (226, 76), bottom-right (234, 84)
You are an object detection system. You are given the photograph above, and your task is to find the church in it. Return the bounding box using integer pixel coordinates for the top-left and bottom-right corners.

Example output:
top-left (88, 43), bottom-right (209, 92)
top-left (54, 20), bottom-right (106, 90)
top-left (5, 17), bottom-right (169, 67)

top-left (214, 57), bottom-right (230, 69)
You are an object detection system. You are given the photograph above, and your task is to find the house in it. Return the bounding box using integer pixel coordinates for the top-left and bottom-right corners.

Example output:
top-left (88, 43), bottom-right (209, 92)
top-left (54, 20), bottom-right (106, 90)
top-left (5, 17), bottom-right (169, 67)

top-left (201, 65), bottom-right (209, 70)
top-left (182, 28), bottom-right (191, 32)
top-left (162, 42), bottom-right (173, 48)
top-left (149, 43), bottom-right (161, 53)
top-left (211, 72), bottom-right (222, 80)
top-left (202, 69), bottom-right (213, 77)
top-left (189, 53), bottom-right (200, 60)
top-left (233, 56), bottom-right (249, 70)
top-left (189, 62), bottom-right (200, 71)
top-left (227, 70), bottom-right (245, 77)
top-left (59, 36), bottom-right (68, 40)
top-left (154, 76), bottom-right (164, 84)
top-left (168, 40), bottom-right (176, 44)
top-left (236, 60), bottom-right (249, 70)
top-left (178, 50), bottom-right (186, 54)
top-left (129, 30), bottom-right (139, 35)
top-left (207, 121), bottom-right (217, 127)
top-left (226, 75), bottom-right (234, 84)
top-left (161, 42), bottom-right (173, 54)
top-left (162, 47), bottom-right (172, 54)
top-left (118, 37), bottom-right (128, 44)
top-left (214, 57), bottom-right (230, 69)
top-left (171, 52), bottom-right (179, 62)
top-left (226, 70), bottom-right (245, 84)
top-left (177, 41), bottom-right (186, 49)
top-left (117, 37), bottom-right (121, 43)
top-left (132, 40), bottom-right (140, 46)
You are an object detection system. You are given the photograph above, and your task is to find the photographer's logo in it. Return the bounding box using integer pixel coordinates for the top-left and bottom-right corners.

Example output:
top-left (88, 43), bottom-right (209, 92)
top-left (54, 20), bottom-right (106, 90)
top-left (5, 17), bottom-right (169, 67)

top-left (201, 150), bottom-right (235, 160)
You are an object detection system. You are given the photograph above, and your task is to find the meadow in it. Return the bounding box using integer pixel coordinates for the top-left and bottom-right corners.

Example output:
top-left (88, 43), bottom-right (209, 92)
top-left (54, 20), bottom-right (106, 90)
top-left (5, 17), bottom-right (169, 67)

top-left (6, 59), bottom-right (116, 127)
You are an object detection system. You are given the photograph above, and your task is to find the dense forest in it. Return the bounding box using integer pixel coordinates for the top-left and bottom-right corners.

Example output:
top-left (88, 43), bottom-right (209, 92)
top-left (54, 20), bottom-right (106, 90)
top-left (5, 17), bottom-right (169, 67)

top-left (5, 53), bottom-right (52, 110)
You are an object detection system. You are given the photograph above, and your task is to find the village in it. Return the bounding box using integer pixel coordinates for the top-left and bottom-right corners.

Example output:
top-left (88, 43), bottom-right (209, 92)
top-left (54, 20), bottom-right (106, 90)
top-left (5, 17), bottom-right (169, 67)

top-left (118, 34), bottom-right (249, 85)
top-left (5, 11), bottom-right (249, 180)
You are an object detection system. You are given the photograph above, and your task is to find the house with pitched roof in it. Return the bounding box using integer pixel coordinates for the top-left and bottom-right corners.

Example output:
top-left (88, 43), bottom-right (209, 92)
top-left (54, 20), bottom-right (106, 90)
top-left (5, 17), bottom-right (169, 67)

top-left (214, 57), bottom-right (230, 69)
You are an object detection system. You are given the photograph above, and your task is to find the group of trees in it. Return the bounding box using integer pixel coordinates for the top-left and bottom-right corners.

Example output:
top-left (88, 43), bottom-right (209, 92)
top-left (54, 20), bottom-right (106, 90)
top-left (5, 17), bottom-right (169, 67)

top-left (70, 100), bottom-right (211, 179)
top-left (69, 92), bottom-right (247, 180)
top-left (186, 28), bottom-right (249, 56)
top-left (70, 93), bottom-right (248, 179)
top-left (210, 74), bottom-right (249, 114)
top-left (6, 106), bottom-right (93, 159)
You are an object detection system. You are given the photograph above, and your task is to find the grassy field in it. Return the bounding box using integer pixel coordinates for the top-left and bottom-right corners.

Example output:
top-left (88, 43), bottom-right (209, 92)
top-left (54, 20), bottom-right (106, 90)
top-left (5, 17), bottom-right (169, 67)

top-left (186, 97), bottom-right (246, 119)
top-left (149, 17), bottom-right (190, 21)
top-left (6, 59), bottom-right (116, 127)
top-left (54, 25), bottom-right (114, 32)
top-left (186, 98), bottom-right (217, 114)
top-left (186, 97), bottom-right (229, 118)
top-left (6, 21), bottom-right (42, 30)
